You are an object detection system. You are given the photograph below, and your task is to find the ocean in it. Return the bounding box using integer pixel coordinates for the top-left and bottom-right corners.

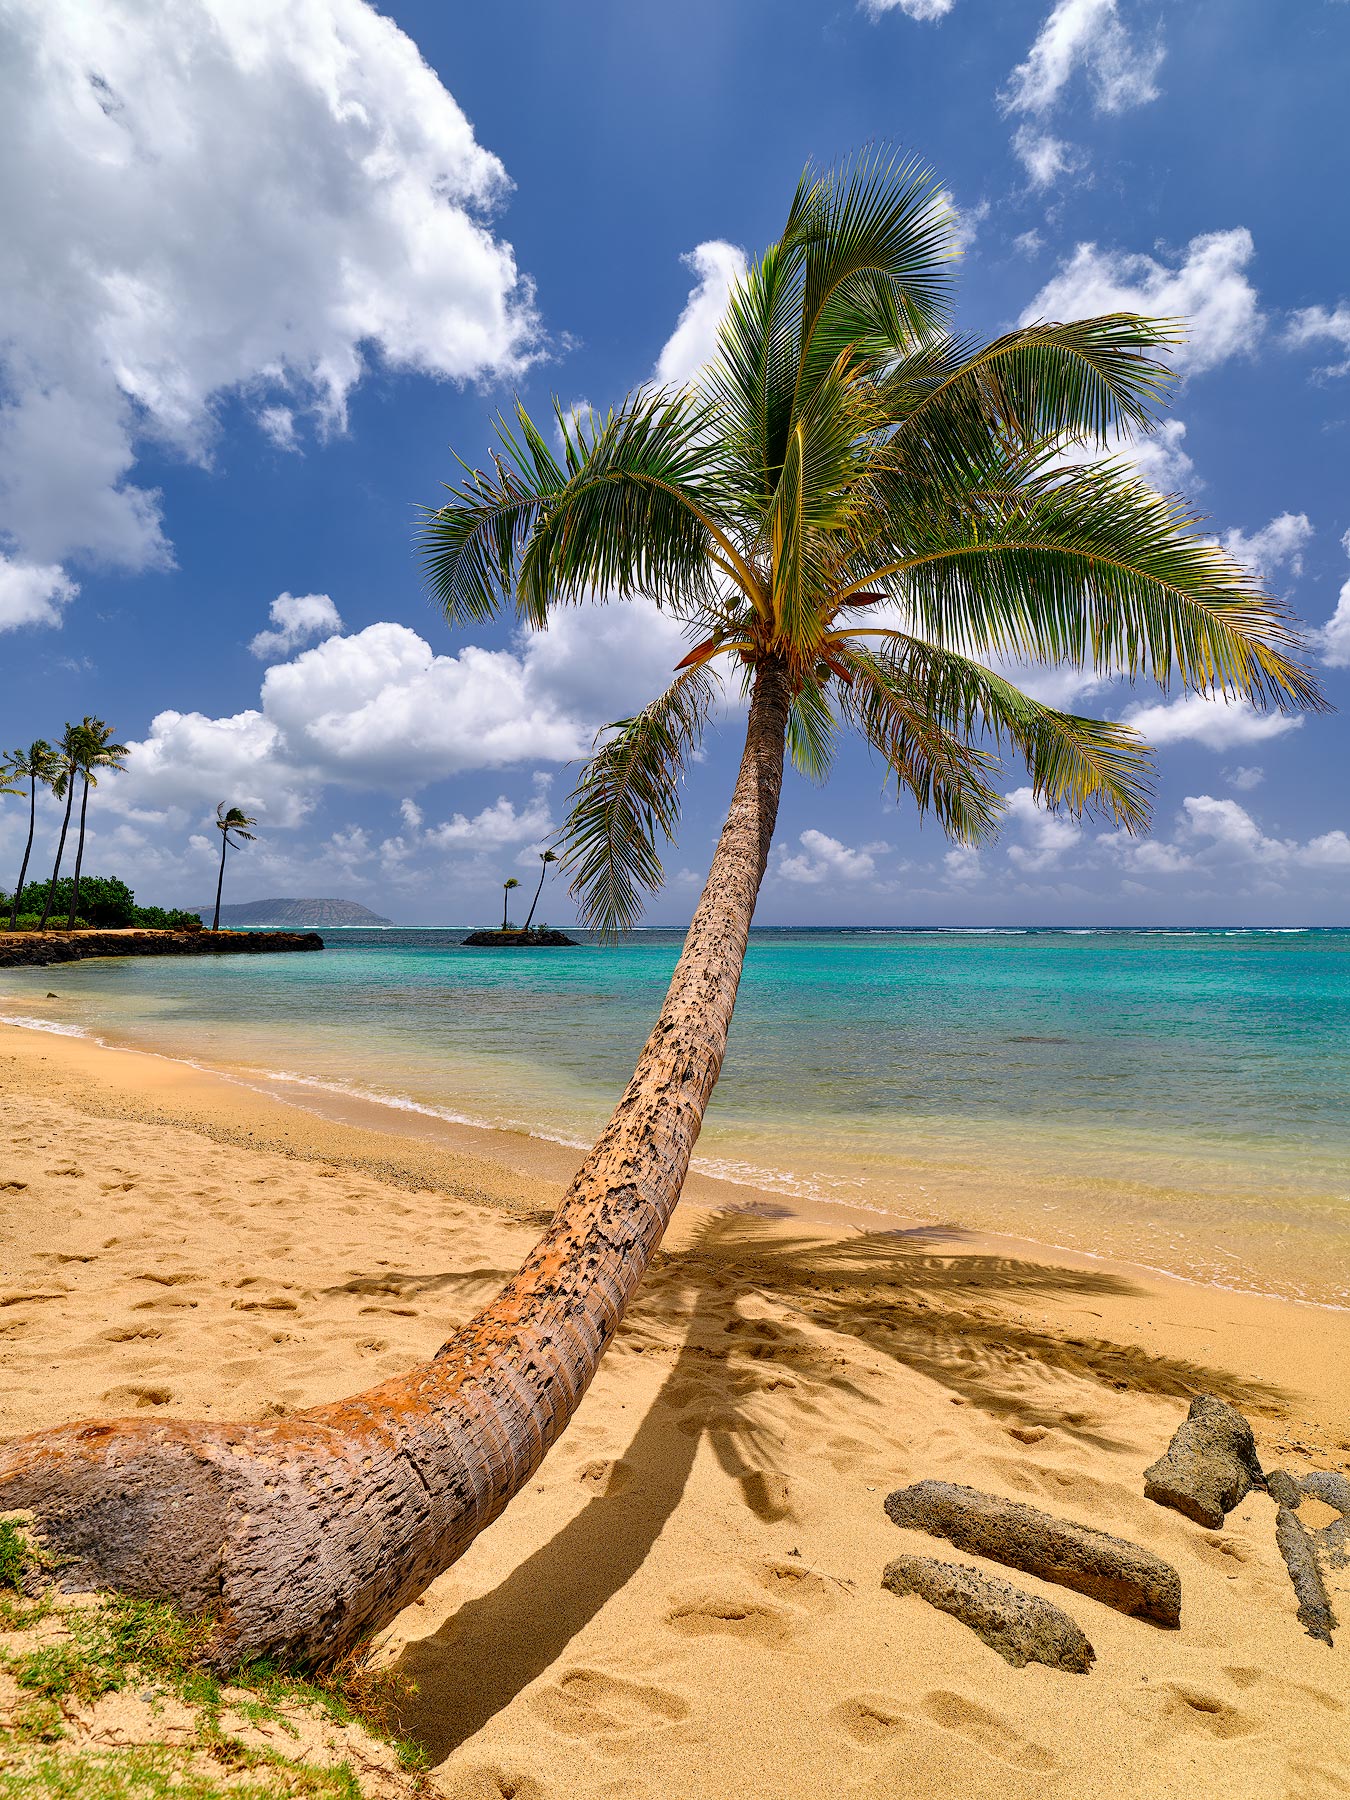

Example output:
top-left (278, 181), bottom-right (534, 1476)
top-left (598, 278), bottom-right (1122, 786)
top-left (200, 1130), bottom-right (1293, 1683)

top-left (3, 926), bottom-right (1347, 1306)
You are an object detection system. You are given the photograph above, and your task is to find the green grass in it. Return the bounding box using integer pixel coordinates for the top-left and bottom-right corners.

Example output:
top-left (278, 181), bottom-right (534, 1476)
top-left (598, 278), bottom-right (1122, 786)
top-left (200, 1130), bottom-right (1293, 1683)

top-left (0, 1563), bottom-right (429, 1798)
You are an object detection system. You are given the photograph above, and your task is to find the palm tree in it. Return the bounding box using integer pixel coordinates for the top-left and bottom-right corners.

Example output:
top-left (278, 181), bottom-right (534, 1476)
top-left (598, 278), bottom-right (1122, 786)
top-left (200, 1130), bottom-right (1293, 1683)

top-left (499, 874), bottom-right (520, 929)
top-left (523, 848), bottom-right (558, 932)
top-left (36, 723), bottom-right (86, 931)
top-left (4, 741), bottom-right (60, 927)
top-left (0, 151), bottom-right (1321, 1668)
top-left (66, 718), bottom-right (129, 928)
top-left (211, 804), bottom-right (257, 931)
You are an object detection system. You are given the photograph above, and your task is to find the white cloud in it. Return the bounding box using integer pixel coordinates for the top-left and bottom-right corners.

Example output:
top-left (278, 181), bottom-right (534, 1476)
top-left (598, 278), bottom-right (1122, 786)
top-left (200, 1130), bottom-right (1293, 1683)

top-left (1024, 230), bottom-right (1261, 374)
top-left (1316, 576), bottom-right (1350, 668)
top-left (1225, 765), bottom-right (1264, 792)
top-left (424, 792), bottom-right (552, 852)
top-left (653, 241), bottom-right (748, 387)
top-left (1221, 512), bottom-right (1313, 584)
top-left (399, 797), bottom-right (424, 831)
top-left (776, 829), bottom-right (880, 885)
top-left (1285, 301), bottom-right (1350, 377)
top-left (861, 0), bottom-right (955, 17)
top-left (1004, 786), bottom-right (1080, 869)
top-left (1011, 127), bottom-right (1082, 190)
top-left (940, 190), bottom-right (988, 257)
top-left (109, 598), bottom-right (698, 828)
top-left (943, 844), bottom-right (982, 884)
top-left (1013, 229), bottom-right (1045, 258)
top-left (1119, 693), bottom-right (1303, 750)
top-left (249, 591), bottom-right (345, 660)
top-left (1001, 0), bottom-right (1163, 117)
top-left (0, 556), bottom-right (79, 632)
top-left (1056, 416), bottom-right (1195, 492)
top-left (0, 0), bottom-right (537, 617)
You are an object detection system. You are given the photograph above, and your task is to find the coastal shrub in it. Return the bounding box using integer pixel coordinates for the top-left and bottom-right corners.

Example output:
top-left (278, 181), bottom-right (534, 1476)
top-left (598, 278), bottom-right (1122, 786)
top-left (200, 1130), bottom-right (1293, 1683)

top-left (2, 877), bottom-right (200, 931)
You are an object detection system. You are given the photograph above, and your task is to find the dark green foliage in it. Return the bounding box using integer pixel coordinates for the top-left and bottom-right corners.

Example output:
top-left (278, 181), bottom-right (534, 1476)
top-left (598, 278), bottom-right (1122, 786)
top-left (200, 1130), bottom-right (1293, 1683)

top-left (0, 877), bottom-right (198, 932)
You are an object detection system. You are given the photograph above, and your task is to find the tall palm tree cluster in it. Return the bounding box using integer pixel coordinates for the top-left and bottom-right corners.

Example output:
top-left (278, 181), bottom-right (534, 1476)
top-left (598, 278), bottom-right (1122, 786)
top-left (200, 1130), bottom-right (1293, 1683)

top-left (2, 719), bottom-right (128, 929)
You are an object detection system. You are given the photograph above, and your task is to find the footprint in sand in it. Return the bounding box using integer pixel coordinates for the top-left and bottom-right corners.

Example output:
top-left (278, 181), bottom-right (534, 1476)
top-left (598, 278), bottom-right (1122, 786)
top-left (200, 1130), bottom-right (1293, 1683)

top-left (529, 1667), bottom-right (690, 1740)
top-left (832, 1694), bottom-right (911, 1745)
top-left (100, 1383), bottom-right (174, 1408)
top-left (665, 1587), bottom-right (794, 1644)
top-left (99, 1325), bottom-right (163, 1343)
top-left (920, 1691), bottom-right (1057, 1771)
top-left (1150, 1684), bottom-right (1259, 1741)
top-left (577, 1457), bottom-right (634, 1497)
top-left (436, 1764), bottom-right (544, 1800)
top-left (757, 1559), bottom-right (840, 1610)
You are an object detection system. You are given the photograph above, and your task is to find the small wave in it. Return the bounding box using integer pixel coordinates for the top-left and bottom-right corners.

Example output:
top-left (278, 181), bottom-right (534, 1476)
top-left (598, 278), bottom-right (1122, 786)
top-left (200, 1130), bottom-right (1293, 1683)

top-left (0, 1012), bottom-right (91, 1039)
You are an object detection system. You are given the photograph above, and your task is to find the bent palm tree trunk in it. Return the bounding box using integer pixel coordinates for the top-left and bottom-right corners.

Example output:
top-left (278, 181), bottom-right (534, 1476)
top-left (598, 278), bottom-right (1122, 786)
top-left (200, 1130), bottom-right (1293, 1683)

top-left (9, 779), bottom-right (39, 928)
top-left (0, 661), bottom-right (792, 1668)
top-left (66, 776), bottom-right (91, 928)
top-left (37, 780), bottom-right (77, 931)
top-left (212, 834), bottom-right (229, 932)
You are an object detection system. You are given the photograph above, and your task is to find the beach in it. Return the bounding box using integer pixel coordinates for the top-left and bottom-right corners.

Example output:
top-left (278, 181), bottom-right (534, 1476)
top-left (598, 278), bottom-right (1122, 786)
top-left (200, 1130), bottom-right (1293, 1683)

top-left (3, 1018), bottom-right (1348, 1798)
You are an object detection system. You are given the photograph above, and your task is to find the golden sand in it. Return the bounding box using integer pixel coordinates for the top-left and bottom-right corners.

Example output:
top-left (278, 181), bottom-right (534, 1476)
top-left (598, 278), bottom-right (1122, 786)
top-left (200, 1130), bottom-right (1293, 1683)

top-left (1, 1022), bottom-right (1347, 1798)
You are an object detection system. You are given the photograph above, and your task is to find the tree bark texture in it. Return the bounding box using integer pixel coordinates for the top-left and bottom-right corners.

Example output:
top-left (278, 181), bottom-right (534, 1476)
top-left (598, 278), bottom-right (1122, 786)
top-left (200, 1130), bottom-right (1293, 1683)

top-left (66, 777), bottom-right (91, 927)
top-left (9, 779), bottom-right (37, 927)
top-left (212, 835), bottom-right (228, 933)
top-left (0, 660), bottom-right (793, 1669)
top-left (37, 777), bottom-right (76, 931)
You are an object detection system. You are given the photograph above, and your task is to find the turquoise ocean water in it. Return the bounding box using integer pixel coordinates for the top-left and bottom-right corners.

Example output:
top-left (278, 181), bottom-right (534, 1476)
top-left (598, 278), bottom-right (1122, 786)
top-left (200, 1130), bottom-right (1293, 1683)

top-left (2, 927), bottom-right (1347, 1305)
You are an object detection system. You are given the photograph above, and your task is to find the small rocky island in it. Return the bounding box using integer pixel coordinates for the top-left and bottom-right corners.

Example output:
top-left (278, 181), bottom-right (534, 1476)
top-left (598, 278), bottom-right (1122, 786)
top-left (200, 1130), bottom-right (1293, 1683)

top-left (461, 927), bottom-right (576, 948)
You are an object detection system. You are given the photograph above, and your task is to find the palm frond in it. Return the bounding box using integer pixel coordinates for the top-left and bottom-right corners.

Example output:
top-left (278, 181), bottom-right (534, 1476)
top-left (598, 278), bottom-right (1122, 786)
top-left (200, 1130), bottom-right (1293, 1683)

top-left (838, 635), bottom-right (1154, 830)
top-left (560, 668), bottom-right (717, 936)
top-left (786, 679), bottom-right (836, 783)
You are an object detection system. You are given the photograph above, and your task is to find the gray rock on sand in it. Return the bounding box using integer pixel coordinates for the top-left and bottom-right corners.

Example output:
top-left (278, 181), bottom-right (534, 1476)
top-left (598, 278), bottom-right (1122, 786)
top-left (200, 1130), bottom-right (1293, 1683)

top-left (1265, 1467), bottom-right (1303, 1509)
top-left (883, 1553), bottom-right (1095, 1673)
top-left (1274, 1505), bottom-right (1337, 1646)
top-left (1269, 1468), bottom-right (1350, 1570)
top-left (885, 1480), bottom-right (1181, 1627)
top-left (1142, 1394), bottom-right (1264, 1529)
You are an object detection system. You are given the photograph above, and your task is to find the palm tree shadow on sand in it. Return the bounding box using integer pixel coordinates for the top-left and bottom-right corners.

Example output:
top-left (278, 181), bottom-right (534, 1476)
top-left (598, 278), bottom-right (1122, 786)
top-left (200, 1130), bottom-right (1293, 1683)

top-left (389, 1208), bottom-right (1287, 1762)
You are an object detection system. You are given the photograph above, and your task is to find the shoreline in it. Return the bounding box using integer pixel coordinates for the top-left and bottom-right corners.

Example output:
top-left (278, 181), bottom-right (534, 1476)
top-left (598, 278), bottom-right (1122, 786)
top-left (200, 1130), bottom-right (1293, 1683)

top-left (2, 1007), bottom-right (1346, 1323)
top-left (3, 1017), bottom-right (1349, 1796)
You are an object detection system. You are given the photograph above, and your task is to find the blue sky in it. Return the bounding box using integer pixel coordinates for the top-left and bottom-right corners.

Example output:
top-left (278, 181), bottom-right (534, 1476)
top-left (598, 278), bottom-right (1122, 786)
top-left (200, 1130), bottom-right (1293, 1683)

top-left (2, 0), bottom-right (1348, 926)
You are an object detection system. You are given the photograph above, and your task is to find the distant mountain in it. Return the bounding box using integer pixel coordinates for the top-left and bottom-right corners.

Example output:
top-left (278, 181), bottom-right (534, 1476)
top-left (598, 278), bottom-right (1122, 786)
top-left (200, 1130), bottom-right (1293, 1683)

top-left (192, 897), bottom-right (394, 928)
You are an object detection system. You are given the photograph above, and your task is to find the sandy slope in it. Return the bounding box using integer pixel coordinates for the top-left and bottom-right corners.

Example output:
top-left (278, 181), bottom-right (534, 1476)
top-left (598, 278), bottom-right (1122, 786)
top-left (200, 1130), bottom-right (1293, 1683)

top-left (1, 1023), bottom-right (1347, 1799)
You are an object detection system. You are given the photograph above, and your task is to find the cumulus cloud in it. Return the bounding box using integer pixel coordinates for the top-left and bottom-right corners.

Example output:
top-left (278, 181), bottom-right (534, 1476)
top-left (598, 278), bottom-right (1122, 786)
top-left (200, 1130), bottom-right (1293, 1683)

top-left (1221, 513), bottom-right (1313, 584)
top-left (0, 0), bottom-right (537, 620)
top-left (653, 242), bottom-right (748, 387)
top-left (1055, 416), bottom-right (1195, 492)
top-left (1177, 796), bottom-right (1350, 870)
top-left (0, 557), bottom-right (79, 632)
top-left (1285, 301), bottom-right (1350, 377)
top-left (249, 592), bottom-right (345, 660)
top-left (423, 791), bottom-right (553, 852)
top-left (776, 829), bottom-right (880, 885)
top-left (1011, 127), bottom-right (1082, 190)
top-left (1023, 230), bottom-right (1261, 374)
top-left (943, 845), bottom-right (982, 884)
top-left (1004, 787), bottom-right (1081, 870)
top-left (1001, 0), bottom-right (1163, 117)
top-left (861, 0), bottom-right (955, 17)
top-left (1314, 529), bottom-right (1350, 668)
top-left (1225, 765), bottom-right (1265, 792)
top-left (109, 599), bottom-right (699, 828)
top-left (1119, 693), bottom-right (1304, 750)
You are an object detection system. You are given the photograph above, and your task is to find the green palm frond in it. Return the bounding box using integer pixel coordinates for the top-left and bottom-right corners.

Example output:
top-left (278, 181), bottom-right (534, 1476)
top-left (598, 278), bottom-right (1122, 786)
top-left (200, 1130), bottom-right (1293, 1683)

top-left (561, 669), bottom-right (717, 936)
top-left (838, 636), bottom-right (1153, 830)
top-left (786, 679), bottom-right (836, 783)
top-left (846, 464), bottom-right (1322, 712)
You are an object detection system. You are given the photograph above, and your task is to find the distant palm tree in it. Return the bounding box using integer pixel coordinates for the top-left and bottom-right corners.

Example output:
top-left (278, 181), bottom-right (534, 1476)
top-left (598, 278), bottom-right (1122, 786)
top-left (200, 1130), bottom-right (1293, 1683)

top-left (523, 849), bottom-right (558, 931)
top-left (500, 875), bottom-right (520, 930)
top-left (37, 723), bottom-right (86, 931)
top-left (66, 718), bottom-right (129, 927)
top-left (4, 741), bottom-right (61, 927)
top-left (211, 804), bottom-right (257, 931)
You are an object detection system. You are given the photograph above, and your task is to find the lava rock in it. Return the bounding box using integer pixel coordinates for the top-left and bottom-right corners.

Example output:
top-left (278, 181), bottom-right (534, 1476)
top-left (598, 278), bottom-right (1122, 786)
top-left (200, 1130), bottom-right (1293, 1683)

top-left (1275, 1505), bottom-right (1337, 1646)
top-left (883, 1553), bottom-right (1095, 1672)
top-left (1265, 1468), bottom-right (1303, 1509)
top-left (1143, 1394), bottom-right (1264, 1529)
top-left (884, 1480), bottom-right (1181, 1626)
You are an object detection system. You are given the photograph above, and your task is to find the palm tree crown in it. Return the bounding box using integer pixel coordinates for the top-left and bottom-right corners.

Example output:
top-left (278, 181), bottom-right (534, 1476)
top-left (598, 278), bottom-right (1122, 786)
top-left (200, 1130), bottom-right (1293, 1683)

top-left (216, 803), bottom-right (259, 847)
top-left (423, 151), bottom-right (1319, 932)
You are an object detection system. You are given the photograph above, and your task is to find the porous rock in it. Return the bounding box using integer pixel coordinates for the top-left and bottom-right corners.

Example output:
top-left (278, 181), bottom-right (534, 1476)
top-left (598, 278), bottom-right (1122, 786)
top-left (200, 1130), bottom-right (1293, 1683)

top-left (883, 1553), bottom-right (1095, 1673)
top-left (1275, 1505), bottom-right (1336, 1646)
top-left (1265, 1468), bottom-right (1303, 1509)
top-left (884, 1480), bottom-right (1180, 1626)
top-left (1143, 1394), bottom-right (1264, 1529)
